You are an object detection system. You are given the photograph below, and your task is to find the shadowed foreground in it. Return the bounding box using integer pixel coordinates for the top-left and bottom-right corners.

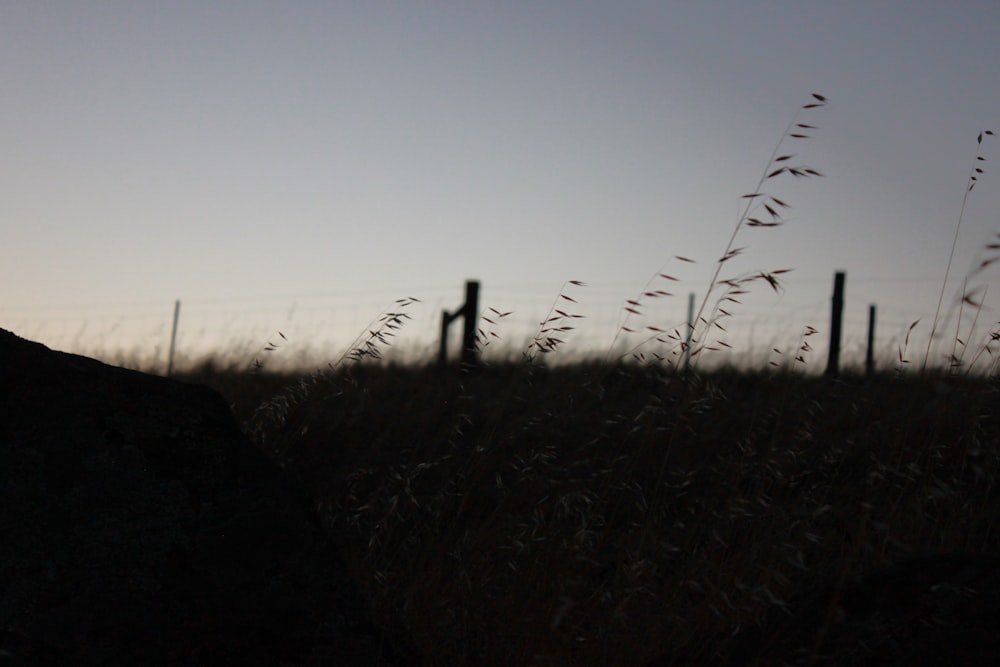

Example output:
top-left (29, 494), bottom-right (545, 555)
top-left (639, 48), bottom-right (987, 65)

top-left (6, 329), bottom-right (1000, 665)
top-left (0, 330), bottom-right (404, 666)
top-left (203, 360), bottom-right (1000, 666)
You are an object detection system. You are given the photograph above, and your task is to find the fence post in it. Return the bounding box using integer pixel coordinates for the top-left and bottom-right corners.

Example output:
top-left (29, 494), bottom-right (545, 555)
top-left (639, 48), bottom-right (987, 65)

top-left (460, 279), bottom-right (479, 367)
top-left (683, 292), bottom-right (695, 371)
top-left (438, 280), bottom-right (480, 368)
top-left (438, 309), bottom-right (451, 367)
top-left (825, 271), bottom-right (845, 377)
top-left (167, 299), bottom-right (180, 377)
top-left (865, 303), bottom-right (877, 377)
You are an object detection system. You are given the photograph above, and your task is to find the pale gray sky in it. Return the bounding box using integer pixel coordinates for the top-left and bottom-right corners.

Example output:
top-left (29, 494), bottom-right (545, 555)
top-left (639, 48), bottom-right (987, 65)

top-left (3, 1), bottom-right (999, 369)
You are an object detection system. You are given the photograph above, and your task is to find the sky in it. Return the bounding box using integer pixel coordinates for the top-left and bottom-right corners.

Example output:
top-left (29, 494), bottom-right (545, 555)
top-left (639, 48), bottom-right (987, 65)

top-left (3, 1), bottom-right (1000, 371)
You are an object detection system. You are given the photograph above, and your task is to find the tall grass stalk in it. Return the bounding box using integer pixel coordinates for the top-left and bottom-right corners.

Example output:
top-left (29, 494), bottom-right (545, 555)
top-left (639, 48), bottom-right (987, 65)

top-left (245, 297), bottom-right (420, 456)
top-left (524, 280), bottom-right (587, 362)
top-left (688, 94), bottom-right (828, 366)
top-left (606, 94), bottom-right (828, 369)
top-left (922, 129), bottom-right (994, 372)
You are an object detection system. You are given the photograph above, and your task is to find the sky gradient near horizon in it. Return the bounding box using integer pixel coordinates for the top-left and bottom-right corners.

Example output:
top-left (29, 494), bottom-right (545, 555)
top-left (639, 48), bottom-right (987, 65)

top-left (3, 1), bottom-right (1000, 370)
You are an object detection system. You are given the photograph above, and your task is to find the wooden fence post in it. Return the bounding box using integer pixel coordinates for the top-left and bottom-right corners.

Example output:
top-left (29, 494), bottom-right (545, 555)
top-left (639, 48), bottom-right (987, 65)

top-left (825, 271), bottom-right (845, 377)
top-left (683, 292), bottom-right (695, 371)
top-left (460, 280), bottom-right (479, 367)
top-left (438, 280), bottom-right (480, 368)
top-left (167, 299), bottom-right (180, 377)
top-left (438, 309), bottom-right (451, 367)
top-left (865, 304), bottom-right (877, 376)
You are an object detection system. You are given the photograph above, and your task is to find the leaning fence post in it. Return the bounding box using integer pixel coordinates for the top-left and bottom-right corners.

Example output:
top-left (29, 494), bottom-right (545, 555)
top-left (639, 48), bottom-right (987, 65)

top-left (825, 271), bottom-right (845, 377)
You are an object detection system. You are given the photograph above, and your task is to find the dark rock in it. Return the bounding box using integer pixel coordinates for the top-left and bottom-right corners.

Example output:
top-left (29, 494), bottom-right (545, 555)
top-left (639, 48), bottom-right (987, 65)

top-left (0, 329), bottom-right (401, 666)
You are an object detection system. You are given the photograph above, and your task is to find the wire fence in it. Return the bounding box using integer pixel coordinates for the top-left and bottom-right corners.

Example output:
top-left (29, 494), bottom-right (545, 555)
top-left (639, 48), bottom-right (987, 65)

top-left (3, 274), bottom-right (998, 375)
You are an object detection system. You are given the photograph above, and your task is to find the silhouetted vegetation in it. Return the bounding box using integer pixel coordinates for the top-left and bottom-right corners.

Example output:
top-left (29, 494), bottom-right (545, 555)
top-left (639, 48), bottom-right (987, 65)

top-left (176, 360), bottom-right (1000, 666)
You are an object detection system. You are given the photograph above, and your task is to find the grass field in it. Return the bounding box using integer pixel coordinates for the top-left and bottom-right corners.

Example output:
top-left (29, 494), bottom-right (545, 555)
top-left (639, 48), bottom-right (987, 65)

top-left (177, 360), bottom-right (1000, 666)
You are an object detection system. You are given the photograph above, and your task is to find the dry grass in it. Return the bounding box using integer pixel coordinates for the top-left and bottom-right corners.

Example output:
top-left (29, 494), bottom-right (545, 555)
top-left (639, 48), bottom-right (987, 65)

top-left (923, 130), bottom-right (996, 371)
top-left (601, 94), bottom-right (828, 372)
top-left (182, 363), bottom-right (1000, 666)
